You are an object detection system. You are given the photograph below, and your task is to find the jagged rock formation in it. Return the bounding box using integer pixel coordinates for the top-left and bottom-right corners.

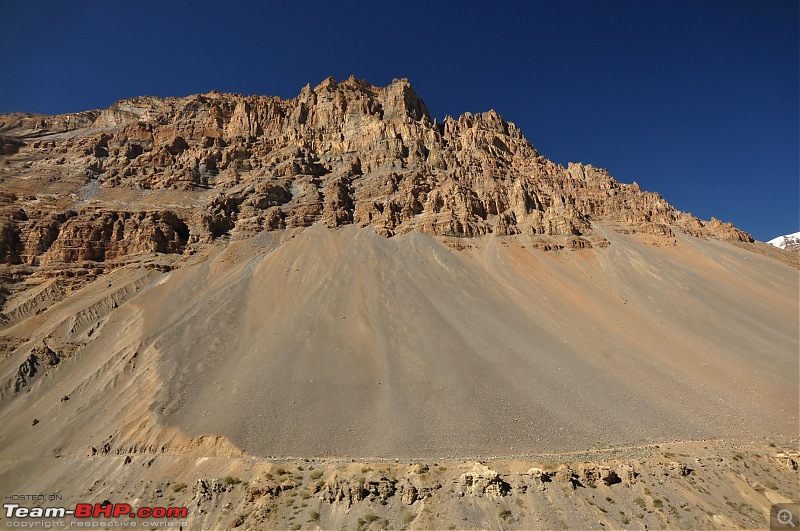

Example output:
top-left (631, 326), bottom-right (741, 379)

top-left (0, 76), bottom-right (753, 278)
top-left (457, 462), bottom-right (511, 497)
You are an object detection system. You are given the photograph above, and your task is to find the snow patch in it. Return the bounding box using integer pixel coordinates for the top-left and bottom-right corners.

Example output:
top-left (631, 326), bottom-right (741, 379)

top-left (767, 231), bottom-right (800, 249)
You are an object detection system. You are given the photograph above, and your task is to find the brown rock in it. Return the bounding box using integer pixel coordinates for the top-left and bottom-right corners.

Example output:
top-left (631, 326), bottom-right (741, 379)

top-left (457, 463), bottom-right (511, 497)
top-left (43, 210), bottom-right (189, 263)
top-left (0, 76), bottom-right (762, 318)
top-left (0, 77), bottom-right (755, 251)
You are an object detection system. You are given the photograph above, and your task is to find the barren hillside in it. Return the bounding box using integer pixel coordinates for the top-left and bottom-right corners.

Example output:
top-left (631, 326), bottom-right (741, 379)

top-left (0, 78), bottom-right (797, 529)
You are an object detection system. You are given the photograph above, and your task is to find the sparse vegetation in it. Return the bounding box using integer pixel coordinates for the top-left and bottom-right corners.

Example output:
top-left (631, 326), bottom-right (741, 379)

top-left (310, 470), bottom-right (323, 480)
top-left (769, 442), bottom-right (777, 447)
top-left (634, 497), bottom-right (646, 509)
top-left (663, 452), bottom-right (675, 458)
top-left (275, 467), bottom-right (288, 476)
top-left (606, 496), bottom-right (615, 504)
top-left (361, 466), bottom-right (372, 473)
top-left (620, 511), bottom-right (630, 525)
top-left (223, 476), bottom-right (241, 486)
top-left (172, 482), bottom-right (187, 493)
top-left (416, 464), bottom-right (429, 474)
top-left (357, 512), bottom-right (381, 530)
top-left (309, 510), bottom-right (320, 521)
top-left (499, 508), bottom-right (512, 520)
top-left (402, 512), bottom-right (416, 524)
top-left (653, 499), bottom-right (663, 508)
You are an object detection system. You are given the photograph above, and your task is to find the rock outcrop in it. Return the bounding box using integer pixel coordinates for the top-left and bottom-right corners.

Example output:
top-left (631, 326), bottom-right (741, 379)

top-left (0, 76), bottom-right (758, 312)
top-left (42, 210), bottom-right (189, 263)
top-left (457, 463), bottom-right (511, 497)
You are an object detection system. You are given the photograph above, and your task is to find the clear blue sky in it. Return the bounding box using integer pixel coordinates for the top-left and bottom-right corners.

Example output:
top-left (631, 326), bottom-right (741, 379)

top-left (1, 0), bottom-right (797, 241)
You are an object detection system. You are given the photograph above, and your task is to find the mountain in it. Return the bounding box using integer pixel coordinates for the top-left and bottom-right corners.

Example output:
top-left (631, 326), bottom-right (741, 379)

top-left (0, 76), bottom-right (754, 272)
top-left (768, 231), bottom-right (800, 251)
top-left (0, 78), bottom-right (797, 530)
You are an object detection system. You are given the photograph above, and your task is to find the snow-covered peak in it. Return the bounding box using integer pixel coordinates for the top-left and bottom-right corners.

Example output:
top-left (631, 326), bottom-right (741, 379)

top-left (767, 231), bottom-right (800, 251)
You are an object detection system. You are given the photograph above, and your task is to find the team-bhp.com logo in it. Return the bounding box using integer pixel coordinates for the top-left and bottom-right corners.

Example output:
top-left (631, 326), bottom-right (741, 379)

top-left (4, 502), bottom-right (188, 519)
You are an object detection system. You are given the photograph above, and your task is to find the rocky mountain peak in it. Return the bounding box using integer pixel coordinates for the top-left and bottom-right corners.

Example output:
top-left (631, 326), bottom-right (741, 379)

top-left (0, 77), bottom-right (756, 282)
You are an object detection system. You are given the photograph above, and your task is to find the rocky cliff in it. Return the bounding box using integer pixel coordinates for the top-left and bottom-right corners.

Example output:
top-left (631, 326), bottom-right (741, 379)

top-left (0, 77), bottom-right (752, 270)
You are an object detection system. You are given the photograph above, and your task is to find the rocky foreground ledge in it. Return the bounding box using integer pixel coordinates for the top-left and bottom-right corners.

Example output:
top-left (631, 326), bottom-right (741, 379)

top-left (3, 438), bottom-right (796, 530)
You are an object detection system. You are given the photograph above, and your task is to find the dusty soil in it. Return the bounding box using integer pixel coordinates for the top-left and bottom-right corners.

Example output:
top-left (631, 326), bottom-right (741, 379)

top-left (0, 224), bottom-right (797, 529)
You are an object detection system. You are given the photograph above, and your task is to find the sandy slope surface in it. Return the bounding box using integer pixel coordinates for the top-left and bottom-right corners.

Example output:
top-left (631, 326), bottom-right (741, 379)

top-left (0, 224), bottom-right (797, 529)
top-left (9, 222), bottom-right (796, 457)
top-left (0, 224), bottom-right (797, 464)
top-left (0, 226), bottom-right (798, 457)
top-left (152, 224), bottom-right (798, 457)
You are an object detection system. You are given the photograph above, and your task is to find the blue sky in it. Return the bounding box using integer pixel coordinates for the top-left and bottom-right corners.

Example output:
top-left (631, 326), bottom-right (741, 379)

top-left (1, 0), bottom-right (797, 241)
